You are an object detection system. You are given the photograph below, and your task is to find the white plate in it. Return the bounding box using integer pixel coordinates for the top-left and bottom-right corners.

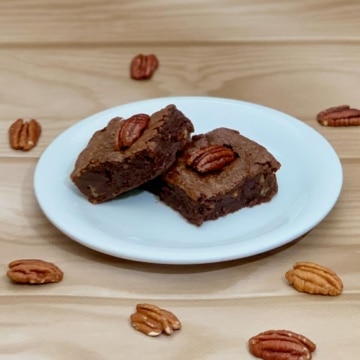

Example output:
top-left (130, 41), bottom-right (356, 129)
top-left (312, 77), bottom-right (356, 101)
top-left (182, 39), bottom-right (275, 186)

top-left (34, 97), bottom-right (343, 265)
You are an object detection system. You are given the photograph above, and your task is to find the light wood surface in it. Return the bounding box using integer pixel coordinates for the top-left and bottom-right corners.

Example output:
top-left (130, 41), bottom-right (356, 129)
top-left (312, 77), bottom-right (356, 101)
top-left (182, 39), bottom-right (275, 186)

top-left (1, 1), bottom-right (359, 359)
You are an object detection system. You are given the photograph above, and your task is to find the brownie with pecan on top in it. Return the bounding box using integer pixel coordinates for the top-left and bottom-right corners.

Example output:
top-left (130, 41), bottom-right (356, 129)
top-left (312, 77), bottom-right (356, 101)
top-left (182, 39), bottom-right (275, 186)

top-left (148, 127), bottom-right (281, 226)
top-left (70, 105), bottom-right (194, 203)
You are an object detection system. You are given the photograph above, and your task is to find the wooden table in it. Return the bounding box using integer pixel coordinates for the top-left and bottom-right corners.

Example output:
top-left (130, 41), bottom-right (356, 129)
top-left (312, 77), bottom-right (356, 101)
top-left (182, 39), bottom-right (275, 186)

top-left (1, 1), bottom-right (359, 358)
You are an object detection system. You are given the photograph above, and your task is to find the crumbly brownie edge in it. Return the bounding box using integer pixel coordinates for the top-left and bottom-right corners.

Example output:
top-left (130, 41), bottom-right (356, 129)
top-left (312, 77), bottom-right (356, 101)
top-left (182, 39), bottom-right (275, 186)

top-left (154, 171), bottom-right (278, 226)
top-left (72, 148), bottom-right (160, 203)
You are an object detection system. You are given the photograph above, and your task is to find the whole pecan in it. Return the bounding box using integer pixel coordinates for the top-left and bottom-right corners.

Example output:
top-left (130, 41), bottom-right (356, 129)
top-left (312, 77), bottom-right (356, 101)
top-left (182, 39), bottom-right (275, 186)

top-left (248, 329), bottom-right (316, 360)
top-left (9, 118), bottom-right (41, 151)
top-left (130, 303), bottom-right (181, 337)
top-left (130, 54), bottom-right (159, 80)
top-left (187, 144), bottom-right (236, 173)
top-left (317, 105), bottom-right (360, 126)
top-left (7, 259), bottom-right (63, 285)
top-left (114, 113), bottom-right (150, 150)
top-left (285, 261), bottom-right (343, 296)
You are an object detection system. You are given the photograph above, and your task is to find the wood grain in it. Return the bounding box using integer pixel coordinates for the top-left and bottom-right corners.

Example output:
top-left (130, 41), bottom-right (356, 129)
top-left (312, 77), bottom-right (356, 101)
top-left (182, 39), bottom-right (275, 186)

top-left (0, 158), bottom-right (358, 298)
top-left (0, 296), bottom-right (359, 358)
top-left (1, 43), bottom-right (360, 158)
top-left (0, 1), bottom-right (359, 358)
top-left (1, 0), bottom-right (360, 44)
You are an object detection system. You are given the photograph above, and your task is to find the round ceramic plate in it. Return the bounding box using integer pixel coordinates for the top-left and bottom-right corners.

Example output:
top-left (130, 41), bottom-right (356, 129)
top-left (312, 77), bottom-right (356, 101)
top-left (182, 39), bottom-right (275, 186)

top-left (34, 97), bottom-right (343, 264)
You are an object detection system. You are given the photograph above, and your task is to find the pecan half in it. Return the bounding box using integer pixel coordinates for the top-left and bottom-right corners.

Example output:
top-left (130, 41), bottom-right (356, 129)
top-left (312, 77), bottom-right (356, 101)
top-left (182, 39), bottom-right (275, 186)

top-left (9, 118), bottom-right (41, 151)
top-left (249, 329), bottom-right (316, 360)
top-left (114, 114), bottom-right (150, 150)
top-left (130, 303), bottom-right (181, 337)
top-left (187, 144), bottom-right (236, 173)
top-left (130, 54), bottom-right (159, 80)
top-left (285, 261), bottom-right (343, 296)
top-left (317, 105), bottom-right (360, 126)
top-left (7, 259), bottom-right (63, 285)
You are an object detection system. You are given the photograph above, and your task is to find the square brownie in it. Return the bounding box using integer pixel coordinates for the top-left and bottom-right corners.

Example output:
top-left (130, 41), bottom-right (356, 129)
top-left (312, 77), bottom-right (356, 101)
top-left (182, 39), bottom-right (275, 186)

top-left (70, 104), bottom-right (194, 203)
top-left (148, 127), bottom-right (281, 226)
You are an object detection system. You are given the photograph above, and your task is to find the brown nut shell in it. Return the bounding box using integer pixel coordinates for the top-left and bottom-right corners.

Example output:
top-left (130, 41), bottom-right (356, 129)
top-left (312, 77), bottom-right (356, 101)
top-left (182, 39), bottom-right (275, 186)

top-left (317, 105), bottom-right (360, 126)
top-left (285, 261), bottom-right (343, 296)
top-left (114, 114), bottom-right (150, 150)
top-left (249, 329), bottom-right (316, 360)
top-left (187, 144), bottom-right (236, 173)
top-left (7, 259), bottom-right (63, 284)
top-left (130, 54), bottom-right (159, 80)
top-left (9, 118), bottom-right (41, 151)
top-left (130, 303), bottom-right (181, 337)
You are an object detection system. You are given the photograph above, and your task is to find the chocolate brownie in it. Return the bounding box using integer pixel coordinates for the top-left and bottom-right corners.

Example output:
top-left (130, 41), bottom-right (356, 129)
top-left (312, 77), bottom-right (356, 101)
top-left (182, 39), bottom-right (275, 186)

top-left (70, 105), bottom-right (194, 203)
top-left (149, 127), bottom-right (281, 226)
